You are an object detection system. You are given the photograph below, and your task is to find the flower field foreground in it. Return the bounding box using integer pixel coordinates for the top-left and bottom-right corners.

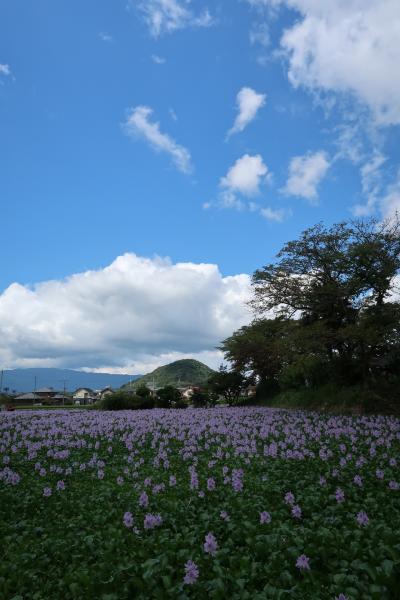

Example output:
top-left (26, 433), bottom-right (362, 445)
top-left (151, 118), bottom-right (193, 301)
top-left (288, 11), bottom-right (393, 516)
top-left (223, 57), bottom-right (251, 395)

top-left (0, 408), bottom-right (399, 599)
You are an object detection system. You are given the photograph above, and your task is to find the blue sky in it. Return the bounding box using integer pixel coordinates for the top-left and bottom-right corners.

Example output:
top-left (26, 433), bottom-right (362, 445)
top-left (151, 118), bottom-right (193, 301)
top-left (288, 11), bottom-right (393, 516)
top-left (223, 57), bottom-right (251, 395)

top-left (0, 0), bottom-right (399, 373)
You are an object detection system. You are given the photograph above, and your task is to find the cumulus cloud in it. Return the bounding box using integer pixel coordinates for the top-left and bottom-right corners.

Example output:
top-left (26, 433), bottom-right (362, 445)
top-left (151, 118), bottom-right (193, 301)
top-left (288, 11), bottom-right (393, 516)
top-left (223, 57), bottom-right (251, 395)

top-left (227, 87), bottom-right (266, 138)
top-left (248, 0), bottom-right (400, 126)
top-left (220, 154), bottom-right (270, 196)
top-left (0, 254), bottom-right (251, 373)
top-left (260, 206), bottom-right (290, 222)
top-left (124, 105), bottom-right (192, 174)
top-left (136, 0), bottom-right (214, 37)
top-left (283, 151), bottom-right (330, 202)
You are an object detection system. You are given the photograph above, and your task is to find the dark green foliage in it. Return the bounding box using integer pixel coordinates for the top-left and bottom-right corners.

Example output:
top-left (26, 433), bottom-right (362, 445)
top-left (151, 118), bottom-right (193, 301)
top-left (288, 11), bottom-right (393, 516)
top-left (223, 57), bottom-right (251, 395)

top-left (155, 386), bottom-right (182, 409)
top-left (208, 366), bottom-right (245, 405)
top-left (101, 391), bottom-right (155, 411)
top-left (191, 390), bottom-right (210, 408)
top-left (221, 217), bottom-right (400, 407)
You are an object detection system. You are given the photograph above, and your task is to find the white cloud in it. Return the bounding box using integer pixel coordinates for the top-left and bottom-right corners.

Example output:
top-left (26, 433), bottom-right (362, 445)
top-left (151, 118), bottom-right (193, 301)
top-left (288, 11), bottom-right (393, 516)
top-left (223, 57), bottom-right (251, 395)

top-left (380, 171), bottom-right (400, 222)
top-left (250, 0), bottom-right (400, 126)
top-left (124, 105), bottom-right (192, 174)
top-left (220, 154), bottom-right (269, 196)
top-left (151, 54), bottom-right (166, 64)
top-left (260, 206), bottom-right (290, 222)
top-left (249, 23), bottom-right (270, 47)
top-left (352, 151), bottom-right (387, 216)
top-left (0, 254), bottom-right (251, 372)
top-left (136, 0), bottom-right (214, 37)
top-left (283, 151), bottom-right (330, 202)
top-left (227, 87), bottom-right (266, 138)
top-left (0, 64), bottom-right (11, 76)
top-left (99, 32), bottom-right (113, 42)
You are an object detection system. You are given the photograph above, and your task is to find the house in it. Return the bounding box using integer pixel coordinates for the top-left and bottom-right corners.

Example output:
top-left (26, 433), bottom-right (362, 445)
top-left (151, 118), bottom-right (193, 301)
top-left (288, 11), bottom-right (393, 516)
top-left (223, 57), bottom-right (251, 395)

top-left (72, 387), bottom-right (97, 405)
top-left (99, 387), bottom-right (113, 401)
top-left (179, 386), bottom-right (201, 400)
top-left (35, 387), bottom-right (58, 400)
top-left (14, 392), bottom-right (42, 404)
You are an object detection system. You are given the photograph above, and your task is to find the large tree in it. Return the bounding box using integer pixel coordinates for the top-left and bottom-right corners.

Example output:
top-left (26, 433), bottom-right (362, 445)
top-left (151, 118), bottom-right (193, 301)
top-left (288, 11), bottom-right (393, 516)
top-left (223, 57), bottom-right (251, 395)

top-left (223, 217), bottom-right (400, 392)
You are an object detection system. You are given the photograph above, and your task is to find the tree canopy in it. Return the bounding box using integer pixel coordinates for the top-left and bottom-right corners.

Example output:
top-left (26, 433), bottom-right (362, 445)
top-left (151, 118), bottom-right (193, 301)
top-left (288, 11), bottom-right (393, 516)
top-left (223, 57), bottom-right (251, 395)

top-left (220, 217), bottom-right (400, 404)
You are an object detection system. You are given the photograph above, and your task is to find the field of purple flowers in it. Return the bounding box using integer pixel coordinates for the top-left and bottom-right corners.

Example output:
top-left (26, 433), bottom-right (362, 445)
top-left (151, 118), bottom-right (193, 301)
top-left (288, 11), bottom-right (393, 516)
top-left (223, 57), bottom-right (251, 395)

top-left (0, 408), bottom-right (399, 599)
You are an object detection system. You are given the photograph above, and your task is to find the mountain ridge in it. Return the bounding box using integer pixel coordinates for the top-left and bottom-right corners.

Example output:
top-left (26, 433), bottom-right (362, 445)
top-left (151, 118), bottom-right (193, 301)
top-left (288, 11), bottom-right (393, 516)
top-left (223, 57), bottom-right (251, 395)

top-left (0, 368), bottom-right (141, 393)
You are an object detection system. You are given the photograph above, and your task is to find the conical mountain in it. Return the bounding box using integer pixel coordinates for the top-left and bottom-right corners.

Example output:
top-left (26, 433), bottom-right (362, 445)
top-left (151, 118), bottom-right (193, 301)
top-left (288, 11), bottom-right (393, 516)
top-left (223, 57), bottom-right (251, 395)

top-left (121, 359), bottom-right (215, 390)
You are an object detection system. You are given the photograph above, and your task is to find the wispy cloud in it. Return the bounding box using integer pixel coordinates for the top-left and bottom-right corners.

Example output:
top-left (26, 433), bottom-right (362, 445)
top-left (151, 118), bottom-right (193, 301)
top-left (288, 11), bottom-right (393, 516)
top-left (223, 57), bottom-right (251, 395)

top-left (99, 32), bottom-right (113, 42)
top-left (136, 0), bottom-right (214, 38)
top-left (227, 87), bottom-right (266, 138)
top-left (123, 105), bottom-right (192, 174)
top-left (0, 64), bottom-right (11, 76)
top-left (283, 151), bottom-right (330, 203)
top-left (151, 54), bottom-right (166, 64)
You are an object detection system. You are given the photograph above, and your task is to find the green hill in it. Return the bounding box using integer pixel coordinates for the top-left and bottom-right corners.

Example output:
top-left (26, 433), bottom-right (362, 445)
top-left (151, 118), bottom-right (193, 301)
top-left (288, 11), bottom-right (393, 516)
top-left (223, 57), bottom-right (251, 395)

top-left (121, 359), bottom-right (215, 390)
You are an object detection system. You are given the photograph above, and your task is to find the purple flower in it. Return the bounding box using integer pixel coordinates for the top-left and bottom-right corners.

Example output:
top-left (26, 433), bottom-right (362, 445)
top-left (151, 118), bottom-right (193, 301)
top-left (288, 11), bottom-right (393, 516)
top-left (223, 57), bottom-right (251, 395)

top-left (376, 469), bottom-right (384, 479)
top-left (123, 511), bottom-right (134, 528)
top-left (335, 488), bottom-right (345, 503)
top-left (169, 475), bottom-right (176, 486)
top-left (284, 491), bottom-right (295, 505)
top-left (207, 477), bottom-right (216, 491)
top-left (56, 480), bottom-right (65, 491)
top-left (183, 560), bottom-right (199, 585)
top-left (353, 475), bottom-right (363, 487)
top-left (220, 510), bottom-right (230, 522)
top-left (335, 595), bottom-right (348, 600)
top-left (260, 511), bottom-right (271, 524)
top-left (319, 476), bottom-right (326, 486)
top-left (116, 476), bottom-right (124, 486)
top-left (389, 480), bottom-right (399, 490)
top-left (97, 469), bottom-right (104, 480)
top-left (43, 487), bottom-right (52, 497)
top-left (296, 554), bottom-right (310, 570)
top-left (291, 504), bottom-right (302, 519)
top-left (203, 532), bottom-right (218, 556)
top-left (144, 513), bottom-right (162, 530)
top-left (356, 511), bottom-right (369, 526)
top-left (139, 491), bottom-right (149, 507)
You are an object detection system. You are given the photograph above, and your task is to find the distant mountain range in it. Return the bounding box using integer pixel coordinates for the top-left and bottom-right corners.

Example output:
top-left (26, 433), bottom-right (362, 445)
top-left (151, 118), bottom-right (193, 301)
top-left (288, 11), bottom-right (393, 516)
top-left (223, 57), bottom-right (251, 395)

top-left (0, 368), bottom-right (141, 393)
top-left (121, 359), bottom-right (215, 390)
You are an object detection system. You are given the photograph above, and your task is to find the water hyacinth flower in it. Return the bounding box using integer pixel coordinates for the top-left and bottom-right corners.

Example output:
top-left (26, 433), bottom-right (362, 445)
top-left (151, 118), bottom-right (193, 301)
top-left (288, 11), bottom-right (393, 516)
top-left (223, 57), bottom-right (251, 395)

top-left (353, 475), bottom-right (363, 487)
top-left (296, 554), bottom-right (310, 570)
top-left (284, 492), bottom-right (295, 505)
top-left (335, 488), bottom-right (345, 503)
top-left (203, 532), bottom-right (218, 556)
top-left (376, 469), bottom-right (384, 479)
top-left (220, 511), bottom-right (230, 521)
top-left (291, 505), bottom-right (302, 519)
top-left (183, 560), bottom-right (199, 585)
top-left (260, 511), bottom-right (271, 524)
top-left (319, 476), bottom-right (326, 486)
top-left (123, 512), bottom-right (134, 528)
top-left (139, 491), bottom-right (149, 507)
top-left (116, 476), bottom-right (124, 486)
top-left (207, 477), bottom-right (216, 491)
top-left (169, 475), bottom-right (176, 486)
top-left (43, 487), bottom-right (52, 497)
top-left (389, 480), bottom-right (399, 490)
top-left (335, 595), bottom-right (348, 600)
top-left (56, 480), bottom-right (65, 491)
top-left (144, 513), bottom-right (162, 529)
top-left (356, 511), bottom-right (369, 526)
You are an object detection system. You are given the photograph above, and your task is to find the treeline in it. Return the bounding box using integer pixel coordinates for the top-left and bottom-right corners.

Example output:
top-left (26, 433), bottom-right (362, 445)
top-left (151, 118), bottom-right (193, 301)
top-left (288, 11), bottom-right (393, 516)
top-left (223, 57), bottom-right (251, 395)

top-left (100, 385), bottom-right (218, 411)
top-left (219, 217), bottom-right (400, 410)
